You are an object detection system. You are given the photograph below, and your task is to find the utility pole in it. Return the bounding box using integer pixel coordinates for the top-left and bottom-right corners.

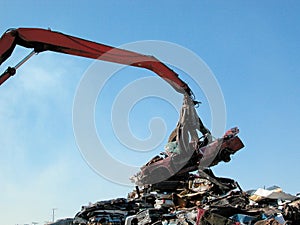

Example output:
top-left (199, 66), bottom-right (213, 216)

top-left (52, 208), bottom-right (57, 222)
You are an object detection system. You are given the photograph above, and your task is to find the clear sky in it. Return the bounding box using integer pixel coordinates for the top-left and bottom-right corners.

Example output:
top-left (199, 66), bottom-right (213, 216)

top-left (1, 1), bottom-right (300, 224)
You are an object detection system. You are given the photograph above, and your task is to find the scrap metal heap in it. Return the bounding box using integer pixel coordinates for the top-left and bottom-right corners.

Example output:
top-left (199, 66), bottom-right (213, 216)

top-left (70, 171), bottom-right (300, 225)
top-left (69, 97), bottom-right (299, 225)
top-left (68, 97), bottom-right (300, 225)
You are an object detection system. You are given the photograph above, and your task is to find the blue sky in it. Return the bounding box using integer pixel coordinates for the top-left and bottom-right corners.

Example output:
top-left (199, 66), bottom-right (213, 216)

top-left (1, 1), bottom-right (300, 224)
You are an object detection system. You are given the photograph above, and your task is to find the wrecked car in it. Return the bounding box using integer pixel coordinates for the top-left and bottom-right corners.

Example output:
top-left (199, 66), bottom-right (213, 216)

top-left (132, 127), bottom-right (244, 185)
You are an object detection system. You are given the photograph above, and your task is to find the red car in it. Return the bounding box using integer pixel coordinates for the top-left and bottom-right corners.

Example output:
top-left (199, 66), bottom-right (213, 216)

top-left (133, 127), bottom-right (244, 186)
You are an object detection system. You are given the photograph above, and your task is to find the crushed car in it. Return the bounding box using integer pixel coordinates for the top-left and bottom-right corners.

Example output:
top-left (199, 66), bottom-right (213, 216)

top-left (132, 127), bottom-right (244, 186)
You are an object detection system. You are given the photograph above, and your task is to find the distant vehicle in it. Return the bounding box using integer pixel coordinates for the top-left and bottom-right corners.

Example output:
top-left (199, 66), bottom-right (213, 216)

top-left (133, 127), bottom-right (244, 185)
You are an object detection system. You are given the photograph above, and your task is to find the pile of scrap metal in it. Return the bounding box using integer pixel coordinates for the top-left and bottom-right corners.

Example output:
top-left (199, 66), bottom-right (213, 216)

top-left (68, 97), bottom-right (300, 225)
top-left (68, 169), bottom-right (300, 225)
top-left (48, 117), bottom-right (300, 225)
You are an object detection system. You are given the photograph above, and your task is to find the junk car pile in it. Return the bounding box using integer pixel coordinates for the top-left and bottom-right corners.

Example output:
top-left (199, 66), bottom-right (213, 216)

top-left (49, 127), bottom-right (299, 225)
top-left (69, 171), bottom-right (299, 225)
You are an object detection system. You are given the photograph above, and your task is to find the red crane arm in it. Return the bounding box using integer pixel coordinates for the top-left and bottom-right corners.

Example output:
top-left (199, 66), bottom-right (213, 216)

top-left (0, 28), bottom-right (191, 95)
